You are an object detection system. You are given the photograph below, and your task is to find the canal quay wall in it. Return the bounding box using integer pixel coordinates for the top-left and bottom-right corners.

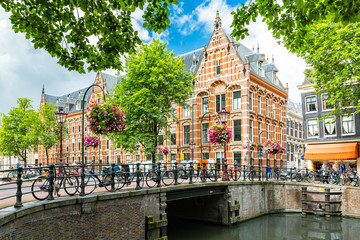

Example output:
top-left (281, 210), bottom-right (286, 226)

top-left (0, 182), bottom-right (360, 239)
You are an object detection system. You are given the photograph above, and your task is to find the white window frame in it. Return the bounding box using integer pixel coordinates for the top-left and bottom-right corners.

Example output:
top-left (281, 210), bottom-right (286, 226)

top-left (323, 116), bottom-right (337, 137)
top-left (257, 94), bottom-right (261, 113)
top-left (202, 97), bottom-right (209, 114)
top-left (183, 101), bottom-right (190, 118)
top-left (233, 91), bottom-right (241, 110)
top-left (321, 94), bottom-right (334, 112)
top-left (341, 114), bottom-right (356, 136)
top-left (305, 95), bottom-right (317, 113)
top-left (307, 119), bottom-right (319, 138)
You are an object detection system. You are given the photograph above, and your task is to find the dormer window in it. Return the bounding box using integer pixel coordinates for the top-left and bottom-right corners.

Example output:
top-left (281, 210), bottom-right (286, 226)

top-left (258, 61), bottom-right (264, 77)
top-left (75, 100), bottom-right (81, 110)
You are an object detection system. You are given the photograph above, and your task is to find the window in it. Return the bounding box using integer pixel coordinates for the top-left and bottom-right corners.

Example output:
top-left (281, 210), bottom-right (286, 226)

top-left (158, 155), bottom-right (163, 162)
top-left (136, 155), bottom-right (140, 162)
top-left (158, 134), bottom-right (164, 145)
top-left (273, 102), bottom-right (276, 118)
top-left (183, 101), bottom-right (190, 117)
top-left (183, 125), bottom-right (190, 144)
top-left (106, 156), bottom-right (109, 165)
top-left (233, 120), bottom-right (241, 141)
top-left (106, 139), bottom-right (109, 149)
top-left (249, 91), bottom-right (253, 110)
top-left (117, 155), bottom-right (121, 164)
top-left (258, 61), bottom-right (264, 76)
top-left (202, 97), bottom-right (208, 114)
top-left (299, 124), bottom-right (303, 138)
top-left (171, 154), bottom-right (176, 162)
top-left (279, 105), bottom-right (282, 121)
top-left (126, 155), bottom-right (130, 163)
top-left (324, 117), bottom-right (336, 136)
top-left (279, 128), bottom-right (282, 143)
top-left (257, 95), bottom-right (261, 113)
top-left (249, 119), bottom-right (253, 142)
top-left (184, 153), bottom-right (190, 161)
top-left (266, 123), bottom-right (269, 139)
top-left (171, 103), bottom-right (176, 116)
top-left (307, 119), bottom-right (319, 137)
top-left (78, 124), bottom-right (81, 132)
top-left (216, 60), bottom-right (221, 75)
top-left (342, 115), bottom-right (355, 135)
top-left (202, 152), bottom-right (209, 160)
top-left (322, 94), bottom-right (333, 111)
top-left (265, 98), bottom-right (269, 115)
top-left (273, 125), bottom-right (276, 137)
top-left (305, 96), bottom-right (317, 112)
top-left (216, 94), bottom-right (225, 112)
top-left (72, 122), bottom-right (75, 133)
top-left (202, 123), bottom-right (209, 143)
top-left (258, 122), bottom-right (261, 143)
top-left (234, 152), bottom-right (242, 166)
top-left (233, 91), bottom-right (241, 110)
top-left (171, 127), bottom-right (176, 145)
top-left (78, 142), bottom-right (80, 151)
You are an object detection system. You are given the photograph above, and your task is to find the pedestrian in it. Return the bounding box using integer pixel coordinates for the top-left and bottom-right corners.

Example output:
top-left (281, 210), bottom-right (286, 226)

top-left (267, 167), bottom-right (272, 178)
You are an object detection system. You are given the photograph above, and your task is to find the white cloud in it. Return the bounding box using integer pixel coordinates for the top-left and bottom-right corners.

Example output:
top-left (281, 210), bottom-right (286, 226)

top-left (172, 0), bottom-right (305, 103)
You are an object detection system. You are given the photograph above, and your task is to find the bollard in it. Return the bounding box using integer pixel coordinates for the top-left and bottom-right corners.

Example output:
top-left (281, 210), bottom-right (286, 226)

top-left (250, 161), bottom-right (254, 182)
top-left (234, 163), bottom-right (238, 181)
top-left (14, 167), bottom-right (23, 208)
top-left (136, 163), bottom-right (141, 190)
top-left (111, 163), bottom-right (116, 192)
top-left (290, 168), bottom-right (293, 181)
top-left (259, 158), bottom-right (262, 181)
top-left (214, 163), bottom-right (218, 182)
top-left (80, 163), bottom-right (86, 196)
top-left (266, 158), bottom-right (269, 181)
top-left (174, 162), bottom-right (179, 185)
top-left (39, 163), bottom-right (43, 176)
top-left (48, 164), bottom-right (55, 200)
top-left (243, 165), bottom-right (246, 181)
top-left (189, 162), bottom-right (193, 184)
top-left (201, 163), bottom-right (206, 182)
top-left (157, 162), bottom-right (162, 188)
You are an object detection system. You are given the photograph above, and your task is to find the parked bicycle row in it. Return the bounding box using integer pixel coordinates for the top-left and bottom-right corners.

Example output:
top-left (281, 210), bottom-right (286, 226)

top-left (0, 162), bottom-right (359, 208)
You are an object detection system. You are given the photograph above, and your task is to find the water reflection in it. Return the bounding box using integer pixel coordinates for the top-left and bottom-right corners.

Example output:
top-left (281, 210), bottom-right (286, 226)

top-left (168, 214), bottom-right (360, 240)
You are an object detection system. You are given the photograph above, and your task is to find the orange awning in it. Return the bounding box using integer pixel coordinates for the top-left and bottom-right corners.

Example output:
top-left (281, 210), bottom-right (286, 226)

top-left (304, 142), bottom-right (359, 161)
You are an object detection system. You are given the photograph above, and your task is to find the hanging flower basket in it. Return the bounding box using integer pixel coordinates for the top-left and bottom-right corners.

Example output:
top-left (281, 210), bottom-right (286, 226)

top-left (157, 145), bottom-right (169, 155)
top-left (207, 124), bottom-right (232, 144)
top-left (263, 139), bottom-right (283, 155)
top-left (86, 101), bottom-right (126, 135)
top-left (84, 133), bottom-right (99, 148)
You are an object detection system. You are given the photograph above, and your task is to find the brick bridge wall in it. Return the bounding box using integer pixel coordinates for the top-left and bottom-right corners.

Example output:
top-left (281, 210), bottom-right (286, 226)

top-left (0, 182), bottom-right (359, 239)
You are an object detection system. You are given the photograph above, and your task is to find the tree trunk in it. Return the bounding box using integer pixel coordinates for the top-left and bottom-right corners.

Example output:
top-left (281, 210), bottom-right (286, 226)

top-left (46, 148), bottom-right (49, 166)
top-left (24, 149), bottom-right (27, 167)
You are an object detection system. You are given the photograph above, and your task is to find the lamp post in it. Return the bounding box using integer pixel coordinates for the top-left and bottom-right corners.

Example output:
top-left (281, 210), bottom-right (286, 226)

top-left (190, 141), bottom-right (195, 164)
top-left (55, 106), bottom-right (68, 165)
top-left (217, 107), bottom-right (230, 181)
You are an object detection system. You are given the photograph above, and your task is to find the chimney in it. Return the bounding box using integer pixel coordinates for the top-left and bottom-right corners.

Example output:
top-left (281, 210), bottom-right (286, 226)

top-left (285, 82), bottom-right (289, 92)
top-left (257, 43), bottom-right (259, 53)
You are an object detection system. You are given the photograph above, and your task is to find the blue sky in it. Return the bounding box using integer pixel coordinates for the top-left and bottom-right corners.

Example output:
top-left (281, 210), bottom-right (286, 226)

top-left (0, 0), bottom-right (305, 115)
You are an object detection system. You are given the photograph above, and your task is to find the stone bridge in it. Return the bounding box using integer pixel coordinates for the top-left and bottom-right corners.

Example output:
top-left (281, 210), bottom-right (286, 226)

top-left (1, 181), bottom-right (360, 240)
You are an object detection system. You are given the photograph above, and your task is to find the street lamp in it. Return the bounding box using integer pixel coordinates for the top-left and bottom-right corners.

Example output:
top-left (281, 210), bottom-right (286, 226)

top-left (217, 107), bottom-right (230, 181)
top-left (55, 104), bottom-right (68, 165)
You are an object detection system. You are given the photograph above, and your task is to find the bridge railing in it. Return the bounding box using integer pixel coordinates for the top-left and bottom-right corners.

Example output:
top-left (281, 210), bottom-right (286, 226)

top-left (0, 162), bottom-right (358, 208)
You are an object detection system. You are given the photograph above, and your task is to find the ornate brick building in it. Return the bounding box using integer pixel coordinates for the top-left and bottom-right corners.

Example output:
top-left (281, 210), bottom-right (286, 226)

top-left (39, 12), bottom-right (287, 168)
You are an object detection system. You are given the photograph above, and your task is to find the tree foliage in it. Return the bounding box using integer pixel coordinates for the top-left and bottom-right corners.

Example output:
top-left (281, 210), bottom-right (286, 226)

top-left (1, 0), bottom-right (178, 73)
top-left (0, 98), bottom-right (39, 166)
top-left (110, 39), bottom-right (194, 163)
top-left (231, 0), bottom-right (360, 114)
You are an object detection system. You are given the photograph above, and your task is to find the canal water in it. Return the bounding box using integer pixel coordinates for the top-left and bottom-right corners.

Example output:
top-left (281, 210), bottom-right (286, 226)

top-left (168, 213), bottom-right (360, 240)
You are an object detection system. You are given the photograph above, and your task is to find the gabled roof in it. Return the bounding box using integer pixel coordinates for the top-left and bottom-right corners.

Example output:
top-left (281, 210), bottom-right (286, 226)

top-left (180, 48), bottom-right (204, 73)
top-left (44, 87), bottom-right (92, 113)
top-left (101, 72), bottom-right (124, 94)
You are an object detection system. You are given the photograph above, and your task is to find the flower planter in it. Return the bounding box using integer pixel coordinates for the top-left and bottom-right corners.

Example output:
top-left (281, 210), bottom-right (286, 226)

top-left (263, 139), bottom-right (283, 155)
top-left (207, 124), bottom-right (232, 144)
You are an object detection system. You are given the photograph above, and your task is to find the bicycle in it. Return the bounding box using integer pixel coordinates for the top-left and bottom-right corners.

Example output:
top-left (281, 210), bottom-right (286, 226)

top-left (82, 165), bottom-right (125, 194)
top-left (145, 165), bottom-right (177, 187)
top-left (31, 167), bottom-right (79, 200)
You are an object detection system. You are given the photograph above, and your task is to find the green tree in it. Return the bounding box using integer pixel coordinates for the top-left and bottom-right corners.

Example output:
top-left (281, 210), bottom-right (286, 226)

top-left (0, 98), bottom-right (39, 167)
top-left (1, 0), bottom-right (178, 73)
top-left (231, 0), bottom-right (360, 114)
top-left (110, 39), bottom-right (194, 163)
top-left (37, 103), bottom-right (68, 165)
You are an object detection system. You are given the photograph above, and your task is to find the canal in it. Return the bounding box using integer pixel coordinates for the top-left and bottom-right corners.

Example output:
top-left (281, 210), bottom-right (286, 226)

top-left (167, 213), bottom-right (360, 240)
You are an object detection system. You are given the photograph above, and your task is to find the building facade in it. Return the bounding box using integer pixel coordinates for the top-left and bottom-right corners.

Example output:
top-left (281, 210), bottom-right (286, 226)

top-left (285, 100), bottom-right (307, 169)
top-left (297, 77), bottom-right (360, 172)
top-left (39, 12), bottom-right (288, 169)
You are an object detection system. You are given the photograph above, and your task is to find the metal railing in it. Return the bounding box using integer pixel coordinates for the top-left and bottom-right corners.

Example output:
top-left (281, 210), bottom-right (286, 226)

top-left (0, 160), bottom-right (358, 208)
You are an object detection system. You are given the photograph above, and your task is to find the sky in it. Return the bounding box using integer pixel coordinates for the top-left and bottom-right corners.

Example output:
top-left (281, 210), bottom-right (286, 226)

top-left (0, 0), bottom-right (306, 115)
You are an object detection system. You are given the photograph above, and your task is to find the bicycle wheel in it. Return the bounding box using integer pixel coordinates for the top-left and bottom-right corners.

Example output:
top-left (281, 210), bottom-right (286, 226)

top-left (162, 171), bottom-right (175, 186)
top-left (83, 175), bottom-right (96, 195)
top-left (208, 170), bottom-right (217, 182)
top-left (64, 176), bottom-right (79, 196)
top-left (177, 170), bottom-right (186, 184)
top-left (31, 176), bottom-right (50, 200)
top-left (146, 172), bottom-right (158, 188)
top-left (115, 172), bottom-right (127, 190)
top-left (131, 172), bottom-right (144, 188)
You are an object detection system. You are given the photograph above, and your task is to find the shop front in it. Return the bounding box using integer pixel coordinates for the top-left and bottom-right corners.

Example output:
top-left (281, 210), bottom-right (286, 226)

top-left (304, 142), bottom-right (359, 172)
